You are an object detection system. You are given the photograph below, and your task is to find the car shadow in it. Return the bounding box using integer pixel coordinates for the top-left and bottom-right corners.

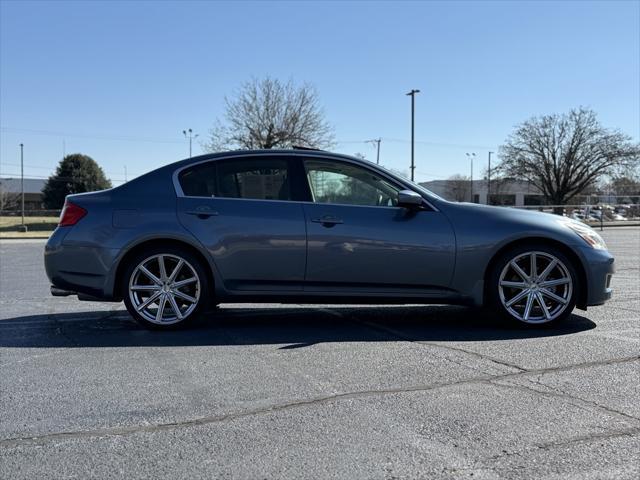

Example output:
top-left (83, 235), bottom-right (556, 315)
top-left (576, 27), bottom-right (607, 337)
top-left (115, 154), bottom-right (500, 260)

top-left (0, 305), bottom-right (597, 349)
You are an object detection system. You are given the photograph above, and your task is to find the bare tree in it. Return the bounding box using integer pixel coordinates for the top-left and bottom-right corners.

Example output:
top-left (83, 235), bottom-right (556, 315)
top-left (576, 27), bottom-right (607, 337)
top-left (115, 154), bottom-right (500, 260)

top-left (498, 107), bottom-right (639, 211)
top-left (0, 189), bottom-right (20, 212)
top-left (609, 176), bottom-right (640, 198)
top-left (446, 174), bottom-right (471, 202)
top-left (204, 77), bottom-right (334, 151)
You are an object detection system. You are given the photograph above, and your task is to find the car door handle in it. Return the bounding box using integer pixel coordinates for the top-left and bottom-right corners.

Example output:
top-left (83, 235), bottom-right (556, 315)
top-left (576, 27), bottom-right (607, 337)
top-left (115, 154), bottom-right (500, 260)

top-left (311, 215), bottom-right (344, 226)
top-left (185, 210), bottom-right (219, 218)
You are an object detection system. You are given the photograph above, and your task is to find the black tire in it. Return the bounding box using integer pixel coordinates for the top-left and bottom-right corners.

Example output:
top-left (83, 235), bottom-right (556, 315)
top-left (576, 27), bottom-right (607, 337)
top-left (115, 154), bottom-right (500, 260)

top-left (486, 243), bottom-right (579, 327)
top-left (122, 246), bottom-right (210, 330)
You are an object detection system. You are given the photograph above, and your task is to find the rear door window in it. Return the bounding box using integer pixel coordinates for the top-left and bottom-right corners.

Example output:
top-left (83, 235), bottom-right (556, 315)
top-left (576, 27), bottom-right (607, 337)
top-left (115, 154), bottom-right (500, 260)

top-left (178, 157), bottom-right (292, 201)
top-left (178, 162), bottom-right (217, 197)
top-left (217, 158), bottom-right (290, 201)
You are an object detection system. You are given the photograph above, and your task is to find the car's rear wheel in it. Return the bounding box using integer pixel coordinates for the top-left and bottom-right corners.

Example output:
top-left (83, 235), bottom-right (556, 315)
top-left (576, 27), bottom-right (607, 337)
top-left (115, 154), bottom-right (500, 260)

top-left (122, 247), bottom-right (209, 330)
top-left (487, 244), bottom-right (578, 326)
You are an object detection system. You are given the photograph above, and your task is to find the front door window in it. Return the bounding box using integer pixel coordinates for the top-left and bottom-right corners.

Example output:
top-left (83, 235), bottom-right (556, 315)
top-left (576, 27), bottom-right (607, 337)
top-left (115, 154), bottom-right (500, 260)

top-left (304, 160), bottom-right (400, 207)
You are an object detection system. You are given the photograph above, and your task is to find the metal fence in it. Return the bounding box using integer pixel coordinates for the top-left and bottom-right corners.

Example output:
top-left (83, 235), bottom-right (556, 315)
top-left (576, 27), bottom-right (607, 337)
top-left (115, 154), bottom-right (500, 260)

top-left (0, 209), bottom-right (61, 217)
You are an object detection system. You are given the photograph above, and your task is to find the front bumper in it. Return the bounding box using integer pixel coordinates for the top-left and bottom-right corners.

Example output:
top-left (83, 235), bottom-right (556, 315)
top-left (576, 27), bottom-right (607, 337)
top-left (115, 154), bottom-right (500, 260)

top-left (578, 246), bottom-right (615, 307)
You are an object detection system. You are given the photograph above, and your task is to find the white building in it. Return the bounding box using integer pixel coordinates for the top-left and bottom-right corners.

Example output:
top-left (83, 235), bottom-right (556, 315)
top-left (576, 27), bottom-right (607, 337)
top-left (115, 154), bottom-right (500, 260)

top-left (420, 179), bottom-right (545, 206)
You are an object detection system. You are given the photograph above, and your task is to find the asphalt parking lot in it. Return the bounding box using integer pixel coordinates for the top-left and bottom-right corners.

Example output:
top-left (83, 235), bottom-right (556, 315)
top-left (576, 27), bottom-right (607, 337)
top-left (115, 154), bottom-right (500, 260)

top-left (0, 227), bottom-right (638, 479)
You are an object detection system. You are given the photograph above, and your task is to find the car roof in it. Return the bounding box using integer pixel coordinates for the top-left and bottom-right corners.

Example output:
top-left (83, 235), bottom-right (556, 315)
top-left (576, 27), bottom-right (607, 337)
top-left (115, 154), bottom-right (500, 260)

top-left (177, 148), bottom-right (360, 165)
top-left (164, 149), bottom-right (379, 178)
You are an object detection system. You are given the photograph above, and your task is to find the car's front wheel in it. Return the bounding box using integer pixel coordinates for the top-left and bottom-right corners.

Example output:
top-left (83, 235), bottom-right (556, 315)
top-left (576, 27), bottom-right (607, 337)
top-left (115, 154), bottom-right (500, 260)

top-left (122, 247), bottom-right (209, 329)
top-left (487, 244), bottom-right (579, 326)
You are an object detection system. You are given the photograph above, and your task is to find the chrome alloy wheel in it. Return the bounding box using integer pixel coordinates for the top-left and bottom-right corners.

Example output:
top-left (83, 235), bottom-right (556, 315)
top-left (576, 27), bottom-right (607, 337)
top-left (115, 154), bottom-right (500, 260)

top-left (498, 251), bottom-right (573, 324)
top-left (128, 254), bottom-right (201, 325)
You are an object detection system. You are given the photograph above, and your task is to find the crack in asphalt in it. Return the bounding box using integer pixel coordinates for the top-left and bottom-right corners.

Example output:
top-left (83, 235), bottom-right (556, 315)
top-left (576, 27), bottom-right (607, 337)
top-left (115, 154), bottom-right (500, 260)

top-left (323, 309), bottom-right (523, 377)
top-left (491, 378), bottom-right (640, 423)
top-left (350, 317), bottom-right (528, 373)
top-left (529, 368), bottom-right (640, 422)
top-left (606, 304), bottom-right (640, 315)
top-left (482, 426), bottom-right (640, 465)
top-left (536, 426), bottom-right (640, 449)
top-left (442, 426), bottom-right (640, 475)
top-left (2, 355), bottom-right (637, 449)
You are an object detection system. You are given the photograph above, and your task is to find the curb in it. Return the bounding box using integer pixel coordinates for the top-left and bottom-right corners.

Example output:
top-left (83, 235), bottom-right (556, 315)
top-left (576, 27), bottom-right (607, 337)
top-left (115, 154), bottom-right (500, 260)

top-left (0, 237), bottom-right (52, 240)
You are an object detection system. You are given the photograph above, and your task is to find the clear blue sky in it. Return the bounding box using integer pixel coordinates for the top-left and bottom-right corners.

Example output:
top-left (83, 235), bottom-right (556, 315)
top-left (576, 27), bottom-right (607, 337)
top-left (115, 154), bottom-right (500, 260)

top-left (1, 0), bottom-right (638, 185)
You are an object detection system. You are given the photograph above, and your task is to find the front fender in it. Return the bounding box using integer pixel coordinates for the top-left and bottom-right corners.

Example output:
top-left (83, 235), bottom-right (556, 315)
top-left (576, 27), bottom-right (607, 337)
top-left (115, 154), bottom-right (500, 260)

top-left (439, 202), bottom-right (591, 306)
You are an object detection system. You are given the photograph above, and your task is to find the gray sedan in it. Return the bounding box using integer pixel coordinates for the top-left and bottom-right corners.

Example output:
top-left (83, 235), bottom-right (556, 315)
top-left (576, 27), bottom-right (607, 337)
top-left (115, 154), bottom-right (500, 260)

top-left (45, 149), bottom-right (615, 329)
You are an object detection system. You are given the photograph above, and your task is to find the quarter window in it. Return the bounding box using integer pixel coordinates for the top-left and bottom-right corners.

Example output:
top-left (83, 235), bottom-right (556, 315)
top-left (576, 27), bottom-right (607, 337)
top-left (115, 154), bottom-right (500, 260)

top-left (304, 160), bottom-right (400, 207)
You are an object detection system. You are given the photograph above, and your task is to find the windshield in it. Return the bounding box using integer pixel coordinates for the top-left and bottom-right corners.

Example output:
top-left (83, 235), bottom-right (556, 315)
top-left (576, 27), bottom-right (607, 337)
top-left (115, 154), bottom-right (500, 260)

top-left (375, 163), bottom-right (445, 201)
top-left (412, 182), bottom-right (445, 201)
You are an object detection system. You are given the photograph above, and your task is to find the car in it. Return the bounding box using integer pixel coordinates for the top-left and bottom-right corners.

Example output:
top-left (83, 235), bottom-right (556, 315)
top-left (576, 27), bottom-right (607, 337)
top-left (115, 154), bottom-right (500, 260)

top-left (45, 149), bottom-right (615, 329)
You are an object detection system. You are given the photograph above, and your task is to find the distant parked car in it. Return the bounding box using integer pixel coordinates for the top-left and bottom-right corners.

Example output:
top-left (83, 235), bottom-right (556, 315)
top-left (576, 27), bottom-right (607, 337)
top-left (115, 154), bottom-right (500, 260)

top-left (45, 150), bottom-right (615, 329)
top-left (615, 206), bottom-right (629, 215)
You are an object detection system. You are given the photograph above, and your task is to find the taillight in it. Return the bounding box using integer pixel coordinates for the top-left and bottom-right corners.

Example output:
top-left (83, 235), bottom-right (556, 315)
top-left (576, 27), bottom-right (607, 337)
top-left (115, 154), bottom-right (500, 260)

top-left (59, 202), bottom-right (87, 227)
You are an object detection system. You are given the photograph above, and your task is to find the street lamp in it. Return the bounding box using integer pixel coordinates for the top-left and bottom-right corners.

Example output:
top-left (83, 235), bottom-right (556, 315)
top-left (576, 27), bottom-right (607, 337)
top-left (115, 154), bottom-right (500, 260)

top-left (19, 143), bottom-right (27, 232)
top-left (182, 129), bottom-right (199, 158)
top-left (487, 151), bottom-right (494, 205)
top-left (466, 152), bottom-right (476, 203)
top-left (406, 89), bottom-right (420, 181)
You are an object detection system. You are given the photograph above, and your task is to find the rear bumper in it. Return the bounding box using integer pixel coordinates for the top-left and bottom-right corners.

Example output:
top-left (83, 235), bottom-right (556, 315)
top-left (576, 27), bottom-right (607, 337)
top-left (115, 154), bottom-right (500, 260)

top-left (578, 246), bottom-right (615, 307)
top-left (44, 228), bottom-right (119, 301)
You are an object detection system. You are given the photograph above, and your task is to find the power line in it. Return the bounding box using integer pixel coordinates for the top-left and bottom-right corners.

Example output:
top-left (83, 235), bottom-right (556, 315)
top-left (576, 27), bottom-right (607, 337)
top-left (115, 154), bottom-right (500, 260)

top-left (1, 127), bottom-right (185, 144)
top-left (2, 127), bottom-right (497, 150)
top-left (382, 138), bottom-right (497, 150)
top-left (1, 163), bottom-right (55, 170)
top-left (1, 162), bottom-right (137, 178)
top-left (335, 138), bottom-right (497, 150)
top-left (0, 173), bottom-right (126, 184)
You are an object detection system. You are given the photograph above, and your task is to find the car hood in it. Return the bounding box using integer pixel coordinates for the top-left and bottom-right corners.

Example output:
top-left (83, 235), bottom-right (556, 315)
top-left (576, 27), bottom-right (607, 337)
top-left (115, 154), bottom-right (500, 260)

top-left (446, 201), bottom-right (559, 222)
top-left (437, 201), bottom-right (591, 247)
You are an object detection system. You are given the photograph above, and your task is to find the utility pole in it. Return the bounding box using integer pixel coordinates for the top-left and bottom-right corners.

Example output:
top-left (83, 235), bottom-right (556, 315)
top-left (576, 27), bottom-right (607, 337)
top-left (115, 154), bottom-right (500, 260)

top-left (487, 151), bottom-right (493, 205)
top-left (366, 138), bottom-right (382, 164)
top-left (466, 152), bottom-right (476, 203)
top-left (19, 143), bottom-right (26, 232)
top-left (183, 129), bottom-right (199, 158)
top-left (406, 89), bottom-right (420, 181)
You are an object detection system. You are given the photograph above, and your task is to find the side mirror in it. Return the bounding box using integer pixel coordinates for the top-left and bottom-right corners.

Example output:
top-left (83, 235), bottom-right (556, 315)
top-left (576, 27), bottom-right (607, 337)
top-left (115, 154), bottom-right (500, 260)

top-left (397, 189), bottom-right (423, 208)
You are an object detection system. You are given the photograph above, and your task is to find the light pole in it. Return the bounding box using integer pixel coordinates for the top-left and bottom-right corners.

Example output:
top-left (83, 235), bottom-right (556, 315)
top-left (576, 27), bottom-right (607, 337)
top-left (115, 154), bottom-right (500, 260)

top-left (366, 138), bottom-right (381, 164)
top-left (183, 129), bottom-right (199, 158)
top-left (466, 152), bottom-right (476, 203)
top-left (19, 143), bottom-right (26, 232)
top-left (406, 89), bottom-right (420, 181)
top-left (487, 151), bottom-right (493, 205)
